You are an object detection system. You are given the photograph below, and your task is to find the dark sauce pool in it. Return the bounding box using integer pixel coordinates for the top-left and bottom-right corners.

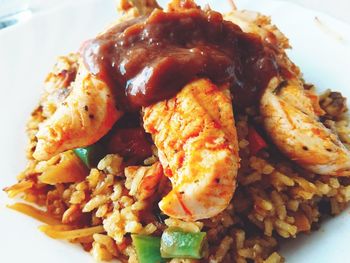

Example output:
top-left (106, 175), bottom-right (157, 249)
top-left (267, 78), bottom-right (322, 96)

top-left (81, 8), bottom-right (279, 111)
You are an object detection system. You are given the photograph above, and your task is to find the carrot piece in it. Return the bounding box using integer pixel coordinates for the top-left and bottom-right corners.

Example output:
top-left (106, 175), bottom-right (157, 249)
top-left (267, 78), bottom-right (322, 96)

top-left (294, 212), bottom-right (311, 232)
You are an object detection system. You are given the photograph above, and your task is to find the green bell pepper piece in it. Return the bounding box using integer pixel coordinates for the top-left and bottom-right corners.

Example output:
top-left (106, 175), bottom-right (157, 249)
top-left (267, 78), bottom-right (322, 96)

top-left (73, 144), bottom-right (102, 168)
top-left (131, 234), bottom-right (165, 263)
top-left (160, 228), bottom-right (207, 259)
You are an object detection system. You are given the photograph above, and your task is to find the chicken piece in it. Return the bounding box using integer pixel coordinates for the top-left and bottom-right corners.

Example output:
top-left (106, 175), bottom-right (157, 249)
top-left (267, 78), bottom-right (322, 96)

top-left (224, 10), bottom-right (290, 50)
top-left (224, 10), bottom-right (300, 79)
top-left (225, 10), bottom-right (350, 176)
top-left (26, 54), bottom-right (79, 158)
top-left (33, 62), bottom-right (123, 160)
top-left (32, 0), bottom-right (161, 161)
top-left (40, 53), bottom-right (80, 118)
top-left (119, 0), bottom-right (160, 14)
top-left (260, 78), bottom-right (350, 176)
top-left (143, 79), bottom-right (239, 221)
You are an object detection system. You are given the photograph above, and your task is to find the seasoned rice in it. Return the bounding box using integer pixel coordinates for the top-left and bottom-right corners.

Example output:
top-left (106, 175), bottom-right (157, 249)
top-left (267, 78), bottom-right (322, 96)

top-left (4, 4), bottom-right (350, 263)
top-left (7, 100), bottom-right (350, 262)
top-left (16, 89), bottom-right (347, 262)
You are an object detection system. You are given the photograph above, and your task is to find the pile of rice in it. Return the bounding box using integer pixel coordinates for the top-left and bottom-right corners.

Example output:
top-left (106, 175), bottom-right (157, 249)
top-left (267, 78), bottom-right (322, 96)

top-left (4, 6), bottom-right (350, 263)
top-left (5, 60), bottom-right (350, 262)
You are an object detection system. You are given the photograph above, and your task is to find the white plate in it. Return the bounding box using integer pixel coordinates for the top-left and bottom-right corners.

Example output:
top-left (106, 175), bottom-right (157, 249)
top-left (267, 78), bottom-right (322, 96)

top-left (0, 0), bottom-right (349, 262)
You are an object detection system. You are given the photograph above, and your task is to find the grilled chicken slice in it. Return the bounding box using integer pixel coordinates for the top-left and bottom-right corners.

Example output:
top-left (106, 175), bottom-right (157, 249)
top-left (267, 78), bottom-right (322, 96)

top-left (261, 78), bottom-right (350, 176)
top-left (33, 62), bottom-right (123, 160)
top-left (143, 78), bottom-right (239, 221)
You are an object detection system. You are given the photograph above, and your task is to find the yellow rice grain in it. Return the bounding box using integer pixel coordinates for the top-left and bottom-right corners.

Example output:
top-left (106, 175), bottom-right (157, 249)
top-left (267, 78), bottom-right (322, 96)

top-left (111, 183), bottom-right (123, 201)
top-left (262, 164), bottom-right (275, 175)
top-left (315, 181), bottom-right (331, 195)
top-left (238, 248), bottom-right (254, 258)
top-left (97, 154), bottom-right (123, 175)
top-left (96, 204), bottom-right (109, 218)
top-left (83, 195), bottom-right (109, 212)
top-left (210, 236), bottom-right (233, 263)
top-left (143, 155), bottom-right (158, 165)
top-left (253, 243), bottom-right (263, 254)
top-left (329, 178), bottom-right (340, 188)
top-left (271, 191), bottom-right (287, 220)
top-left (131, 200), bottom-right (146, 211)
top-left (274, 220), bottom-right (297, 237)
top-left (291, 187), bottom-right (315, 200)
top-left (127, 167), bottom-right (145, 196)
top-left (293, 176), bottom-right (317, 193)
top-left (69, 190), bottom-right (86, 204)
top-left (87, 168), bottom-right (101, 188)
top-left (260, 236), bottom-right (277, 248)
top-left (264, 252), bottom-right (283, 263)
top-left (120, 196), bottom-right (134, 207)
top-left (76, 181), bottom-right (88, 191)
top-left (235, 229), bottom-right (245, 250)
top-left (62, 205), bottom-right (81, 224)
top-left (327, 188), bottom-right (338, 197)
top-left (330, 197), bottom-right (341, 214)
top-left (140, 223), bottom-right (157, 235)
top-left (240, 171), bottom-right (262, 185)
top-left (125, 221), bottom-right (143, 233)
top-left (341, 185), bottom-right (350, 201)
top-left (93, 233), bottom-right (118, 257)
top-left (255, 196), bottom-right (273, 211)
top-left (91, 241), bottom-right (114, 261)
top-left (95, 174), bottom-right (114, 195)
top-left (103, 211), bottom-right (123, 243)
top-left (62, 187), bottom-right (73, 200)
top-left (270, 171), bottom-right (295, 187)
top-left (285, 216), bottom-right (295, 224)
top-left (220, 211), bottom-right (235, 227)
top-left (112, 202), bottom-right (120, 210)
top-left (264, 218), bottom-right (273, 236)
top-left (121, 206), bottom-right (137, 221)
top-left (286, 200), bottom-right (299, 212)
top-left (124, 246), bottom-right (138, 263)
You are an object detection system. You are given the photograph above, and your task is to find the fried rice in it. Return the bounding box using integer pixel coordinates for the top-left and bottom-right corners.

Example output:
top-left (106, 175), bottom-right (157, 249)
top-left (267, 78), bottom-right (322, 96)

top-left (4, 1), bottom-right (350, 263)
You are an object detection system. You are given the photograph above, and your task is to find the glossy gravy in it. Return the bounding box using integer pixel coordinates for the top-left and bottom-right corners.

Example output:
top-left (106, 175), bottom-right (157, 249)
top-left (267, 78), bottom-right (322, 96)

top-left (82, 8), bottom-right (279, 111)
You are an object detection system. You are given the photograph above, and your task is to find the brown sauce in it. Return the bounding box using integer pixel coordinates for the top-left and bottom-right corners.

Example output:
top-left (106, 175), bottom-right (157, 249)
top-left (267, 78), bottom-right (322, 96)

top-left (82, 8), bottom-right (279, 111)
